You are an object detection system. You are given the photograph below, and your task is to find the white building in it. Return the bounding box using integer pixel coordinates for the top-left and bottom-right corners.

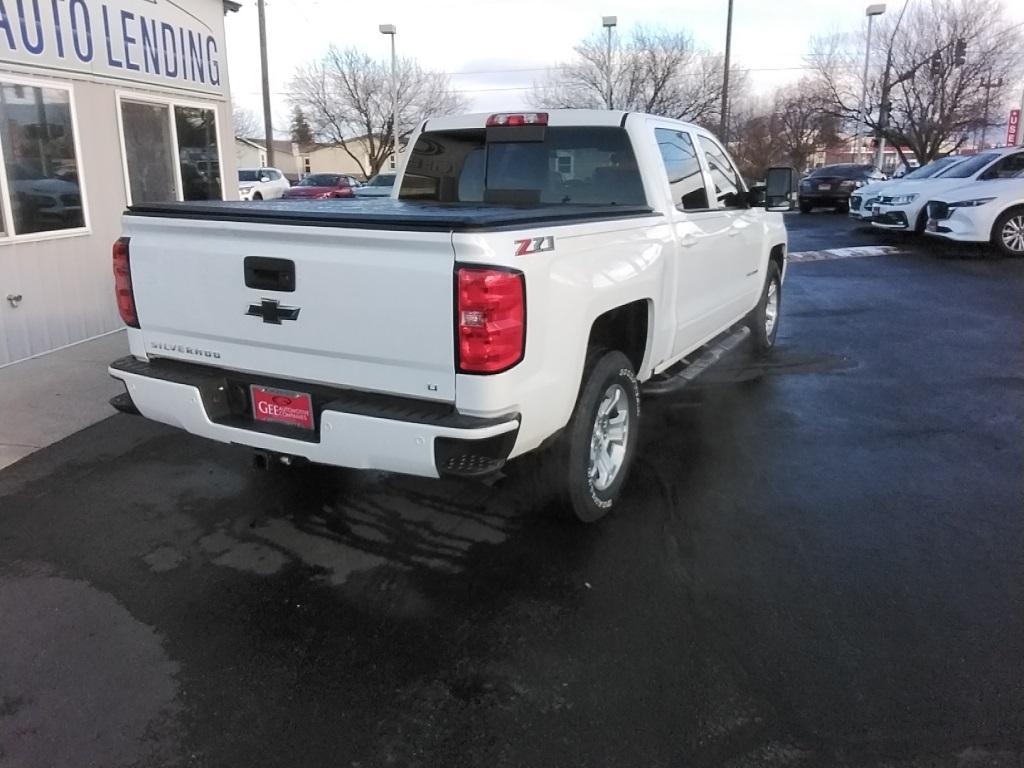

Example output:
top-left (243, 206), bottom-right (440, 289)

top-left (0, 0), bottom-right (239, 366)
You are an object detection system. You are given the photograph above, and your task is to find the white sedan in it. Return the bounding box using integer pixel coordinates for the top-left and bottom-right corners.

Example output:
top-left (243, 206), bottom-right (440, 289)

top-left (924, 172), bottom-right (1024, 257)
top-left (848, 156), bottom-right (966, 222)
top-left (871, 147), bottom-right (1024, 234)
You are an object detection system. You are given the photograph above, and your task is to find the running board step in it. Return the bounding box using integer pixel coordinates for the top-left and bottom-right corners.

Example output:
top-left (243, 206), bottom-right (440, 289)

top-left (642, 325), bottom-right (751, 396)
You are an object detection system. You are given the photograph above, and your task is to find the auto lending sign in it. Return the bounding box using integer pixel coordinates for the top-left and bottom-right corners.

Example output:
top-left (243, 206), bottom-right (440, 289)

top-left (0, 0), bottom-right (226, 96)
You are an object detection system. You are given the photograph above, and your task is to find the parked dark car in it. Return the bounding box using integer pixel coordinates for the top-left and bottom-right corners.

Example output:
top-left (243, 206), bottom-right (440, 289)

top-left (281, 173), bottom-right (362, 200)
top-left (798, 164), bottom-right (886, 213)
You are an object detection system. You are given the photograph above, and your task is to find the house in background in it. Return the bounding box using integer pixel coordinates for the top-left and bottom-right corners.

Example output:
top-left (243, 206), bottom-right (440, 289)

top-left (233, 134), bottom-right (404, 182)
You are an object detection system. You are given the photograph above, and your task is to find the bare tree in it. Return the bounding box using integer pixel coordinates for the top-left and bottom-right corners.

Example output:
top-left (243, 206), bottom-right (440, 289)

top-left (534, 26), bottom-right (745, 127)
top-left (809, 0), bottom-right (1024, 164)
top-left (231, 105), bottom-right (262, 139)
top-left (774, 78), bottom-right (841, 172)
top-left (289, 47), bottom-right (467, 178)
top-left (727, 80), bottom-right (841, 179)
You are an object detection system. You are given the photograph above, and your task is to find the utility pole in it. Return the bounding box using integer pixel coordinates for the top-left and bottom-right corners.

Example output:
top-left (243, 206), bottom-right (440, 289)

top-left (719, 0), bottom-right (734, 143)
top-left (602, 16), bottom-right (617, 109)
top-left (978, 76), bottom-right (1003, 149)
top-left (855, 4), bottom-right (887, 164)
top-left (257, 0), bottom-right (274, 167)
top-left (873, 0), bottom-right (909, 171)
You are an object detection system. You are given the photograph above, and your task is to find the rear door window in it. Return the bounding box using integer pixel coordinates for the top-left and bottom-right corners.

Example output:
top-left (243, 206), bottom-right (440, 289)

top-left (655, 128), bottom-right (709, 211)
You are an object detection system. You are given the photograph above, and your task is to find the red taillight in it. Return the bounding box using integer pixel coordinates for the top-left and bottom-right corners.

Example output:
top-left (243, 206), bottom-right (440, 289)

top-left (457, 267), bottom-right (525, 374)
top-left (112, 237), bottom-right (139, 328)
top-left (486, 112), bottom-right (548, 127)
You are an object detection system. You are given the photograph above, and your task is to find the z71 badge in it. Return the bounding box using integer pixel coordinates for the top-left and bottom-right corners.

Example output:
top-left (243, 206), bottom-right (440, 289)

top-left (514, 236), bottom-right (555, 256)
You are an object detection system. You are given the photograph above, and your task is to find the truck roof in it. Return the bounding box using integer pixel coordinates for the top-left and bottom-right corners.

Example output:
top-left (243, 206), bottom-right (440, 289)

top-left (422, 109), bottom-right (700, 132)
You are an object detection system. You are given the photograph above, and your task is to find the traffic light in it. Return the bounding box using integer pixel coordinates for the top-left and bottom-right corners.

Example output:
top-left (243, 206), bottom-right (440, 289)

top-left (930, 51), bottom-right (943, 76)
top-left (954, 38), bottom-right (967, 66)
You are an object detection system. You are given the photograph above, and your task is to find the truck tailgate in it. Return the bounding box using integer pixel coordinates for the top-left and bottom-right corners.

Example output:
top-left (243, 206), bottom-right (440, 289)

top-left (123, 215), bottom-right (456, 402)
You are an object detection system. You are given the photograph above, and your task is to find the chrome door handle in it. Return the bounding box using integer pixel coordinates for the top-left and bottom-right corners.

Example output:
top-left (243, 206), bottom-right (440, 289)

top-left (679, 235), bottom-right (698, 248)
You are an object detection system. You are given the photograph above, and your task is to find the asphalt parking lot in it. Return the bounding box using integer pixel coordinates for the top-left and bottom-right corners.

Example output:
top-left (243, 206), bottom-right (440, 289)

top-left (1, 214), bottom-right (1022, 768)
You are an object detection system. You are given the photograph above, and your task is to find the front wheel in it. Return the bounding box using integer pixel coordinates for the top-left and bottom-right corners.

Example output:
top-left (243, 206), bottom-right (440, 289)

top-left (992, 207), bottom-right (1024, 257)
top-left (747, 261), bottom-right (782, 356)
top-left (551, 349), bottom-right (640, 523)
top-left (252, 192), bottom-right (263, 201)
top-left (799, 199), bottom-right (813, 214)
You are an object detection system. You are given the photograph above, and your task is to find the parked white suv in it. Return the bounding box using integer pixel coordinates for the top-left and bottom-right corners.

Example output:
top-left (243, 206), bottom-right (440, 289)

top-left (238, 168), bottom-right (291, 201)
top-left (925, 171), bottom-right (1024, 257)
top-left (110, 110), bottom-right (792, 521)
top-left (871, 148), bottom-right (1024, 234)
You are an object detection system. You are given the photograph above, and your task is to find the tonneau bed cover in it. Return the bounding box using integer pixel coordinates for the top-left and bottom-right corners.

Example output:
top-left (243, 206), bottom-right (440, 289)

top-left (126, 199), bottom-right (656, 232)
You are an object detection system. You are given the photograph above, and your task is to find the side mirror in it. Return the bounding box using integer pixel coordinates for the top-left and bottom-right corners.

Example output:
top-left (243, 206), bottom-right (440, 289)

top-left (260, 175), bottom-right (270, 183)
top-left (746, 185), bottom-right (767, 207)
top-left (764, 166), bottom-right (797, 211)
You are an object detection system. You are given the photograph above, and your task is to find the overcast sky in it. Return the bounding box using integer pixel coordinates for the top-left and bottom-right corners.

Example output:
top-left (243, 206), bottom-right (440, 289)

top-left (224, 0), bottom-right (1024, 133)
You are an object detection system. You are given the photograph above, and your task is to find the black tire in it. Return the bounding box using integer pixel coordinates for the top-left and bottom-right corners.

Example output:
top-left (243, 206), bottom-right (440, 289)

top-left (991, 206), bottom-right (1024, 258)
top-left (547, 349), bottom-right (641, 523)
top-left (252, 192), bottom-right (263, 201)
top-left (747, 261), bottom-right (782, 356)
top-left (835, 203), bottom-right (849, 214)
top-left (799, 199), bottom-right (813, 214)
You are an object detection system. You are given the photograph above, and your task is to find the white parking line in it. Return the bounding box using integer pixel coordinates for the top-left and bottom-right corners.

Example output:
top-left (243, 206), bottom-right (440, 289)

top-left (788, 245), bottom-right (906, 262)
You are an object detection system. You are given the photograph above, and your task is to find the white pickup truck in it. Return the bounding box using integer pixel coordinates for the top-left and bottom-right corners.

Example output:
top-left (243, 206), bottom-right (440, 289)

top-left (110, 110), bottom-right (792, 522)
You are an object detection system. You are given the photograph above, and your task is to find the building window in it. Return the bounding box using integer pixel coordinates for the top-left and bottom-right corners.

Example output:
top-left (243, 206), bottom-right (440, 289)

top-left (389, 154), bottom-right (396, 170)
top-left (175, 106), bottom-right (220, 201)
top-left (303, 157), bottom-right (310, 174)
top-left (118, 95), bottom-right (224, 205)
top-left (0, 82), bottom-right (86, 236)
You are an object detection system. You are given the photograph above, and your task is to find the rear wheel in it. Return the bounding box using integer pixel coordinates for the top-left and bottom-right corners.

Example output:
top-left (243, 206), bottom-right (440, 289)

top-left (547, 349), bottom-right (640, 523)
top-left (992, 207), bottom-right (1024, 257)
top-left (747, 261), bottom-right (782, 356)
top-left (799, 199), bottom-right (813, 214)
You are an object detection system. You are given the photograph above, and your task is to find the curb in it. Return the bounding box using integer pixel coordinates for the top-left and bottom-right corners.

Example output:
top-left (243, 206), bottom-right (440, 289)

top-left (788, 245), bottom-right (907, 263)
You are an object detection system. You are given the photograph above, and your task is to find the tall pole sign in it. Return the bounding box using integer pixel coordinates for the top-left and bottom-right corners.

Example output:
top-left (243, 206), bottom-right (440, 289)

top-left (1008, 109), bottom-right (1021, 147)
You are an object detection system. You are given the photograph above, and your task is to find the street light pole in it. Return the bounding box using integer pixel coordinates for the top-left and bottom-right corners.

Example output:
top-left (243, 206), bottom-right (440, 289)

top-left (602, 16), bottom-right (617, 109)
top-left (855, 4), bottom-right (886, 164)
top-left (719, 0), bottom-right (734, 143)
top-left (873, 0), bottom-right (909, 172)
top-left (257, 0), bottom-right (274, 168)
top-left (379, 24), bottom-right (398, 170)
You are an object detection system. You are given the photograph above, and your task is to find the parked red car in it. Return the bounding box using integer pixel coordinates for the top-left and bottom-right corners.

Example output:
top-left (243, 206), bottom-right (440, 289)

top-left (281, 173), bottom-right (362, 199)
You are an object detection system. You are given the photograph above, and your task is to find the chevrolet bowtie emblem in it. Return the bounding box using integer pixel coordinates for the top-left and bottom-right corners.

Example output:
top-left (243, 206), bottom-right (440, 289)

top-left (246, 299), bottom-right (301, 324)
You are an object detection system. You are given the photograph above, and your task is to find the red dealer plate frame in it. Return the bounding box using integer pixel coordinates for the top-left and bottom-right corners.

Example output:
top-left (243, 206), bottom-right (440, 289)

top-left (250, 385), bottom-right (315, 431)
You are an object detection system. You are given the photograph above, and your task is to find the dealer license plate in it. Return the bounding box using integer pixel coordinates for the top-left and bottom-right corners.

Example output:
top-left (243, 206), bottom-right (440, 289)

top-left (873, 205), bottom-right (881, 216)
top-left (250, 385), bottom-right (314, 430)
top-left (926, 219), bottom-right (938, 232)
top-left (818, 184), bottom-right (831, 191)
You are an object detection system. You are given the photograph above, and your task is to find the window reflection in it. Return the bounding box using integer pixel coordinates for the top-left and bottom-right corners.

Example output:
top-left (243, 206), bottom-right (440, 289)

top-left (175, 106), bottom-right (221, 201)
top-left (0, 83), bottom-right (84, 234)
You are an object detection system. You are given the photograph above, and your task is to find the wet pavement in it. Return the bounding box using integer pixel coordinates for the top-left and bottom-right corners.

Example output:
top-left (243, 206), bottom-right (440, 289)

top-left (1, 216), bottom-right (1022, 767)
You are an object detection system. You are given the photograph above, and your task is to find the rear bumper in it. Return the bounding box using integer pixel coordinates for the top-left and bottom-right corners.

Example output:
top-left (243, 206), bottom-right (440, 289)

top-left (799, 193), bottom-right (850, 206)
top-left (109, 356), bottom-right (520, 478)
